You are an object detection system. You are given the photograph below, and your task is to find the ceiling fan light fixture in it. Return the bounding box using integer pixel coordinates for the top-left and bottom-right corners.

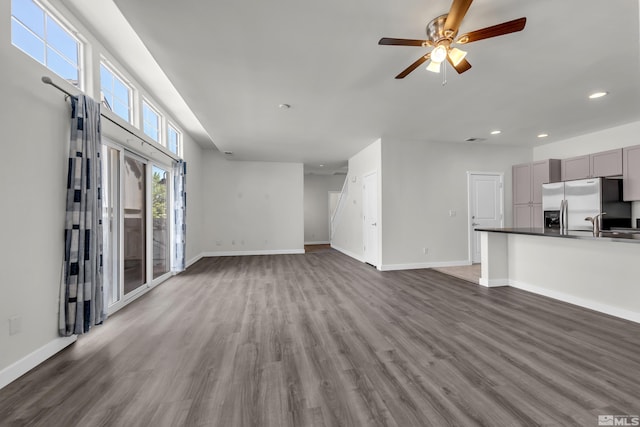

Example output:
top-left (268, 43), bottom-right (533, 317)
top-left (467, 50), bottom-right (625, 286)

top-left (430, 45), bottom-right (448, 63)
top-left (448, 47), bottom-right (467, 66)
top-left (426, 60), bottom-right (441, 73)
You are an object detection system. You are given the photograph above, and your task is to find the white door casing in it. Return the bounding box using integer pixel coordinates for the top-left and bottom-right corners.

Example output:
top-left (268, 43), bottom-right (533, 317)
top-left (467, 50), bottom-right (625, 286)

top-left (362, 171), bottom-right (378, 267)
top-left (468, 172), bottom-right (504, 263)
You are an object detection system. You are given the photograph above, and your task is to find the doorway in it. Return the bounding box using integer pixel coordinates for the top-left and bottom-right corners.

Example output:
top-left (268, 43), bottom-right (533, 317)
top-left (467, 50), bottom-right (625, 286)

top-left (468, 172), bottom-right (504, 263)
top-left (102, 138), bottom-right (174, 313)
top-left (362, 171), bottom-right (379, 267)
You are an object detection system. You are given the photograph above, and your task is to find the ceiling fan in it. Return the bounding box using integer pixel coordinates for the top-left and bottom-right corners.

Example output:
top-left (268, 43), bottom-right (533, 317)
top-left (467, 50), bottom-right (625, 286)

top-left (379, 0), bottom-right (526, 79)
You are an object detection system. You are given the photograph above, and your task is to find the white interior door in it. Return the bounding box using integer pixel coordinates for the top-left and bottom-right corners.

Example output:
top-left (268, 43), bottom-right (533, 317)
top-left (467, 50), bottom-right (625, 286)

top-left (363, 172), bottom-right (378, 267)
top-left (469, 173), bottom-right (504, 263)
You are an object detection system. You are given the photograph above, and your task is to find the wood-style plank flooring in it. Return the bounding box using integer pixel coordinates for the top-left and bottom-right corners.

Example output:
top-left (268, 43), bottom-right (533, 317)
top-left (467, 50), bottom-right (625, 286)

top-left (1, 250), bottom-right (640, 426)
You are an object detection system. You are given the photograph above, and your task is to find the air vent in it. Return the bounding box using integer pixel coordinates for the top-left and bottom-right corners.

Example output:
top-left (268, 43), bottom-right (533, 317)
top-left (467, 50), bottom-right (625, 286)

top-left (465, 137), bottom-right (486, 143)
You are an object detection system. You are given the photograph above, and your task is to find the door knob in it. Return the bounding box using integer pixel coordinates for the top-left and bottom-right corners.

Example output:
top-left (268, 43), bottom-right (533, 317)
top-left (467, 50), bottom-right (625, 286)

top-left (472, 222), bottom-right (480, 226)
top-left (371, 222), bottom-right (377, 226)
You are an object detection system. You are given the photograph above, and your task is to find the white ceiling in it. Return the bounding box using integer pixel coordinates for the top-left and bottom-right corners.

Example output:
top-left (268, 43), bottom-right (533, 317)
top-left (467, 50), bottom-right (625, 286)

top-left (68, 1), bottom-right (640, 173)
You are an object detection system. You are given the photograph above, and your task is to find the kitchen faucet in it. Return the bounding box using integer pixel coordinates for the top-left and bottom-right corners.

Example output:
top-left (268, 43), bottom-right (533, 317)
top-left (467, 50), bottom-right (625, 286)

top-left (585, 212), bottom-right (606, 236)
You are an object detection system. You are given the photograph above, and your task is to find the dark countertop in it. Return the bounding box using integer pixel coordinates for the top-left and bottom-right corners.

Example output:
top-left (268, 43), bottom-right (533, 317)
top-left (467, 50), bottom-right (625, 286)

top-left (474, 227), bottom-right (640, 244)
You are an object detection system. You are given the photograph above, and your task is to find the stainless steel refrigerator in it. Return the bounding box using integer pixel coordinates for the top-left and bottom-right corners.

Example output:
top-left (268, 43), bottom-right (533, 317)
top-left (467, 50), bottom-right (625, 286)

top-left (542, 178), bottom-right (631, 231)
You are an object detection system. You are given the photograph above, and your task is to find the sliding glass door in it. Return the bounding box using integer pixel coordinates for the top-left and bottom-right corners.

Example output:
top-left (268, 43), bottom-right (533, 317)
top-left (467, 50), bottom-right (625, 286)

top-left (123, 154), bottom-right (147, 295)
top-left (101, 139), bottom-right (174, 311)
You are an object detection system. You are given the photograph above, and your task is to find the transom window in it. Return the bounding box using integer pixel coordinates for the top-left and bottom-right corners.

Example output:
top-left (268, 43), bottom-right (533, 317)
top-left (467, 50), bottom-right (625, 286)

top-left (100, 62), bottom-right (132, 123)
top-left (11, 0), bottom-right (81, 87)
top-left (167, 123), bottom-right (181, 155)
top-left (143, 100), bottom-right (162, 143)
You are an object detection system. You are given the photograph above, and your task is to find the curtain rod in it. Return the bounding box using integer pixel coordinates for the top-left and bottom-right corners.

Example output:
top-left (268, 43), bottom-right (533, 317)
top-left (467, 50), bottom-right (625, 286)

top-left (41, 76), bottom-right (179, 163)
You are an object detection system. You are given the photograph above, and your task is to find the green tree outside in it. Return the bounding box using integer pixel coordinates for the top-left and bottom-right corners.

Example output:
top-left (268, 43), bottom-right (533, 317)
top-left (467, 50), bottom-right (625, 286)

top-left (152, 171), bottom-right (167, 219)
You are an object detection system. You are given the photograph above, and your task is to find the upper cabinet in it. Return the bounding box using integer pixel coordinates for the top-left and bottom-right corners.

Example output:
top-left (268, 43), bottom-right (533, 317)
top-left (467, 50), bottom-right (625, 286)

top-left (561, 148), bottom-right (622, 181)
top-left (561, 155), bottom-right (590, 181)
top-left (514, 159), bottom-right (561, 205)
top-left (623, 145), bottom-right (640, 201)
top-left (513, 159), bottom-right (560, 228)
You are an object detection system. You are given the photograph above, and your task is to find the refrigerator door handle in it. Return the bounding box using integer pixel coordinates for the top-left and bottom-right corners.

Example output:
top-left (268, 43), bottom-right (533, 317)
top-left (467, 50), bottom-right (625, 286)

top-left (562, 199), bottom-right (567, 230)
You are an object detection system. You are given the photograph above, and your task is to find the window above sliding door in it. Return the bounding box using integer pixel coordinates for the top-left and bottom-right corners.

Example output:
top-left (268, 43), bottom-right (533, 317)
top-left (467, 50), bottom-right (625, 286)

top-left (100, 62), bottom-right (133, 123)
top-left (11, 0), bottom-right (82, 87)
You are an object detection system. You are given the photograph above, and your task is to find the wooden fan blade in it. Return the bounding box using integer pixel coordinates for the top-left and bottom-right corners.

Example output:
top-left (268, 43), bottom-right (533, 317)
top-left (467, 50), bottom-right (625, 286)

top-left (395, 54), bottom-right (430, 79)
top-left (444, 0), bottom-right (474, 34)
top-left (379, 37), bottom-right (426, 47)
top-left (447, 55), bottom-right (472, 74)
top-left (456, 17), bottom-right (526, 44)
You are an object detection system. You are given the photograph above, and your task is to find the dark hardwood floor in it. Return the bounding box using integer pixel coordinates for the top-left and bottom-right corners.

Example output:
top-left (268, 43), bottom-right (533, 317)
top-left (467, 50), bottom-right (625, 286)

top-left (1, 250), bottom-right (639, 426)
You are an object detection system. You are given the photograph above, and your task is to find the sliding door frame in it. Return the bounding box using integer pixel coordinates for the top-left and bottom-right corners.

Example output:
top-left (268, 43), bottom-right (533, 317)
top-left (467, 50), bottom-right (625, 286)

top-left (102, 136), bottom-right (176, 315)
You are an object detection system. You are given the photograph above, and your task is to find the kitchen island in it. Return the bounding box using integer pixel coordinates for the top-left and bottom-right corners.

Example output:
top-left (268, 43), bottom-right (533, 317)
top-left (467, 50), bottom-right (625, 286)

top-left (476, 227), bottom-right (640, 323)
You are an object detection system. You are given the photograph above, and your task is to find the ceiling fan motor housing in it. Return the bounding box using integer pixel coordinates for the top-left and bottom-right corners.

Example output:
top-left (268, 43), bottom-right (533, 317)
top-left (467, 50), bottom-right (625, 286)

top-left (426, 14), bottom-right (457, 45)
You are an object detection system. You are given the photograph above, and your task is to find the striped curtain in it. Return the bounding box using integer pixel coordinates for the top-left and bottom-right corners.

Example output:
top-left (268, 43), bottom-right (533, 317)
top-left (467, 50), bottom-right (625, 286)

top-left (59, 95), bottom-right (106, 336)
top-left (172, 160), bottom-right (187, 272)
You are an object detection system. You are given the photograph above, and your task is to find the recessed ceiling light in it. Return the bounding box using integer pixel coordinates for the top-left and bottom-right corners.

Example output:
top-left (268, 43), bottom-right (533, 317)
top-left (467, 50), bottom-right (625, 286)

top-left (490, 130), bottom-right (501, 135)
top-left (319, 164), bottom-right (325, 167)
top-left (537, 133), bottom-right (549, 138)
top-left (589, 91), bottom-right (608, 99)
top-left (279, 103), bottom-right (291, 109)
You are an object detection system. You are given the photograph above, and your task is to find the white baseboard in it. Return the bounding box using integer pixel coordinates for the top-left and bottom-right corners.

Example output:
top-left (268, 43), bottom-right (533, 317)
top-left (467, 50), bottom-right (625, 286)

top-left (380, 259), bottom-right (471, 272)
top-left (508, 279), bottom-right (640, 324)
top-left (304, 241), bottom-right (330, 245)
top-left (330, 245), bottom-right (364, 263)
top-left (202, 249), bottom-right (305, 257)
top-left (186, 253), bottom-right (204, 268)
top-left (0, 336), bottom-right (77, 390)
top-left (479, 277), bottom-right (509, 287)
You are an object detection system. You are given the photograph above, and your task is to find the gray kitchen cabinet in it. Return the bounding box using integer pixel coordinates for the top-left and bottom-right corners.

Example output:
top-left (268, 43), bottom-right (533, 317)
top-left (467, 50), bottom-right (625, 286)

top-left (561, 155), bottom-right (590, 181)
top-left (561, 149), bottom-right (622, 180)
top-left (512, 159), bottom-right (560, 227)
top-left (623, 144), bottom-right (640, 201)
top-left (592, 148), bottom-right (623, 177)
top-left (513, 204), bottom-right (532, 228)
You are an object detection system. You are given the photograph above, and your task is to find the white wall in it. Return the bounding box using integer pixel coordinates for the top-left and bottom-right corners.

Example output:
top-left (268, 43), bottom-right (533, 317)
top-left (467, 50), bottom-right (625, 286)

top-left (331, 139), bottom-right (381, 261)
top-left (0, 1), bottom-right (204, 380)
top-left (533, 121), bottom-right (640, 160)
top-left (304, 174), bottom-right (346, 244)
top-left (533, 120), bottom-right (640, 222)
top-left (200, 150), bottom-right (304, 254)
top-left (381, 139), bottom-right (531, 269)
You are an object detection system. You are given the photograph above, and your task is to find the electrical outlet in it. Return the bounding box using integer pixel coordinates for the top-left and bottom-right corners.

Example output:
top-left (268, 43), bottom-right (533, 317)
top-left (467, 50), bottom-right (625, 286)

top-left (423, 247), bottom-right (428, 255)
top-left (9, 316), bottom-right (21, 335)
top-left (449, 210), bottom-right (456, 217)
